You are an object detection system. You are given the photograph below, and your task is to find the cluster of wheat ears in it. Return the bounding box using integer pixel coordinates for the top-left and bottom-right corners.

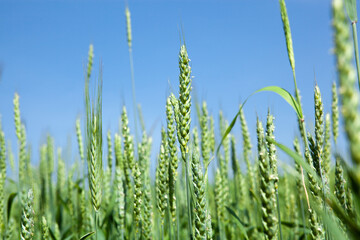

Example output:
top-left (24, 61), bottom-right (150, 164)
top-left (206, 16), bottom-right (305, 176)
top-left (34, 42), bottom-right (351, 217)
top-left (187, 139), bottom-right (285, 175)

top-left (1, 0), bottom-right (360, 239)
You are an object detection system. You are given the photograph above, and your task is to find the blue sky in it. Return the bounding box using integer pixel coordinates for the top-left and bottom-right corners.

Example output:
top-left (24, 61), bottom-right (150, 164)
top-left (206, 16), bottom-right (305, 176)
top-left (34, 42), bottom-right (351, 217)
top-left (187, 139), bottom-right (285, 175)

top-left (0, 0), bottom-right (349, 175)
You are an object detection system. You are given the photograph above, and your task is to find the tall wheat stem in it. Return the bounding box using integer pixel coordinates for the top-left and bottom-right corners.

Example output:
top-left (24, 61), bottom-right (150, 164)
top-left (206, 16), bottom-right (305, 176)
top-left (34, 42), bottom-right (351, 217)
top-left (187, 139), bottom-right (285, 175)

top-left (126, 7), bottom-right (139, 143)
top-left (351, 22), bottom-right (360, 89)
top-left (185, 153), bottom-right (193, 239)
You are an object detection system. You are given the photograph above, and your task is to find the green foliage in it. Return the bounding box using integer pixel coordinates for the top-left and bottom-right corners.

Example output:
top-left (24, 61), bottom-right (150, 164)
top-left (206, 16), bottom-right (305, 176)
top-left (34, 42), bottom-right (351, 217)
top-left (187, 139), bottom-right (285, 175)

top-left (1, 2), bottom-right (360, 240)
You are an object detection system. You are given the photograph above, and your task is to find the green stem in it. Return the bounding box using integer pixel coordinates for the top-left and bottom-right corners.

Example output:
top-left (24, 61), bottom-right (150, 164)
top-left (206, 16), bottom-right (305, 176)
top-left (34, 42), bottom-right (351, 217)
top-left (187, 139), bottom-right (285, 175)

top-left (299, 195), bottom-right (306, 239)
top-left (161, 224), bottom-right (164, 240)
top-left (176, 193), bottom-right (180, 240)
top-left (275, 190), bottom-right (283, 240)
top-left (128, 48), bottom-right (139, 143)
top-left (185, 153), bottom-right (193, 240)
top-left (293, 72), bottom-right (310, 239)
top-left (167, 198), bottom-right (173, 240)
top-left (217, 213), bottom-right (224, 240)
top-left (351, 22), bottom-right (360, 90)
top-left (95, 211), bottom-right (98, 240)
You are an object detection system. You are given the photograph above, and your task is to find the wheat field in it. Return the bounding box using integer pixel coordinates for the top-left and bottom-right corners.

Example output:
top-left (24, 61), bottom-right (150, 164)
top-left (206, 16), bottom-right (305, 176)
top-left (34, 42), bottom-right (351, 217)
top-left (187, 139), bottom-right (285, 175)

top-left (0, 0), bottom-right (360, 239)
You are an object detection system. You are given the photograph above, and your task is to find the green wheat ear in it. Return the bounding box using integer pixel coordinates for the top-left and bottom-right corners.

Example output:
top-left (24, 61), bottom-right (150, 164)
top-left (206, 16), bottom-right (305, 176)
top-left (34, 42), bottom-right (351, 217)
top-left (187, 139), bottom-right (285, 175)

top-left (279, 0), bottom-right (295, 74)
top-left (88, 116), bottom-right (102, 212)
top-left (166, 95), bottom-right (178, 223)
top-left (331, 81), bottom-right (339, 145)
top-left (133, 162), bottom-right (142, 233)
top-left (107, 130), bottom-right (113, 172)
top-left (76, 118), bottom-right (85, 163)
top-left (20, 189), bottom-right (34, 240)
top-left (257, 118), bottom-right (278, 240)
top-left (87, 44), bottom-right (94, 81)
top-left (125, 7), bottom-right (132, 49)
top-left (85, 44), bottom-right (103, 213)
top-left (141, 135), bottom-right (153, 240)
top-left (178, 44), bottom-right (192, 161)
top-left (335, 154), bottom-right (346, 210)
top-left (13, 93), bottom-right (27, 190)
top-left (200, 101), bottom-right (211, 167)
top-left (41, 216), bottom-right (49, 240)
top-left (121, 106), bottom-right (134, 194)
top-left (239, 107), bottom-right (255, 195)
top-left (322, 113), bottom-right (331, 182)
top-left (156, 128), bottom-right (169, 226)
top-left (266, 111), bottom-right (279, 188)
top-left (191, 145), bottom-right (208, 240)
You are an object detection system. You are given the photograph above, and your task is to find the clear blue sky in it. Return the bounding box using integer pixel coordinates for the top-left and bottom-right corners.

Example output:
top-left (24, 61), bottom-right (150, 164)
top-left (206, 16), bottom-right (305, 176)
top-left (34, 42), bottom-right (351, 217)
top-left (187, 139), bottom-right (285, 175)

top-left (0, 0), bottom-right (349, 174)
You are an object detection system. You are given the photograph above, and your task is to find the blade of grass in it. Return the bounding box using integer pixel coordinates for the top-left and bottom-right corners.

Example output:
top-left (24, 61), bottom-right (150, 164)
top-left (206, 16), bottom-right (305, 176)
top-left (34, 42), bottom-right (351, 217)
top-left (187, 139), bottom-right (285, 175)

top-left (215, 86), bottom-right (301, 158)
top-left (345, 0), bottom-right (360, 89)
top-left (226, 207), bottom-right (249, 240)
top-left (80, 232), bottom-right (96, 240)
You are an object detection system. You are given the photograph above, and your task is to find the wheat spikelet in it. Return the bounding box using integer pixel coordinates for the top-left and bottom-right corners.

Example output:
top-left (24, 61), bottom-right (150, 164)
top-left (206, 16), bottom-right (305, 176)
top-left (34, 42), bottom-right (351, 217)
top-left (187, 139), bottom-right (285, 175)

top-left (88, 116), bottom-right (102, 212)
top-left (314, 85), bottom-right (324, 160)
top-left (335, 154), bottom-right (346, 210)
top-left (279, 0), bottom-right (295, 73)
top-left (239, 107), bottom-right (256, 196)
top-left (191, 146), bottom-right (208, 240)
top-left (41, 216), bottom-right (49, 240)
top-left (200, 102), bottom-right (210, 167)
top-left (115, 166), bottom-right (125, 238)
top-left (84, 49), bottom-right (103, 213)
top-left (323, 113), bottom-right (331, 183)
top-left (177, 44), bottom-right (192, 161)
top-left (56, 148), bottom-right (65, 207)
top-left (265, 111), bottom-right (279, 189)
top-left (122, 106), bottom-right (135, 180)
top-left (125, 7), bottom-right (132, 49)
top-left (166, 96), bottom-right (178, 222)
top-left (142, 172), bottom-right (153, 240)
top-left (107, 130), bottom-right (113, 173)
top-left (133, 162), bottom-right (142, 232)
top-left (20, 189), bottom-right (34, 240)
top-left (331, 82), bottom-right (339, 144)
top-left (257, 119), bottom-right (278, 240)
top-left (76, 118), bottom-right (85, 163)
top-left (86, 44), bottom-right (93, 81)
top-left (156, 128), bottom-right (169, 225)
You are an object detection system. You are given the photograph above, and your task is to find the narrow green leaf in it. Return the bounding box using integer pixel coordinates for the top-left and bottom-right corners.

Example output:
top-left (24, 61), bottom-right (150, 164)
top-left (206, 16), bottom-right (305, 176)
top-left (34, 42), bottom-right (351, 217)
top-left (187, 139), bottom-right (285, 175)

top-left (321, 211), bottom-right (348, 239)
top-left (254, 86), bottom-right (302, 119)
top-left (280, 221), bottom-right (308, 230)
top-left (63, 234), bottom-right (75, 240)
top-left (48, 228), bottom-right (57, 240)
top-left (345, 0), bottom-right (358, 22)
top-left (215, 97), bottom-right (250, 156)
top-left (6, 192), bottom-right (17, 221)
top-left (226, 207), bottom-right (249, 240)
top-left (80, 232), bottom-right (95, 240)
top-left (100, 198), bottom-right (115, 227)
top-left (226, 206), bottom-right (248, 227)
top-left (271, 138), bottom-right (360, 236)
top-left (268, 138), bottom-right (321, 183)
top-left (215, 86), bottom-right (301, 158)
